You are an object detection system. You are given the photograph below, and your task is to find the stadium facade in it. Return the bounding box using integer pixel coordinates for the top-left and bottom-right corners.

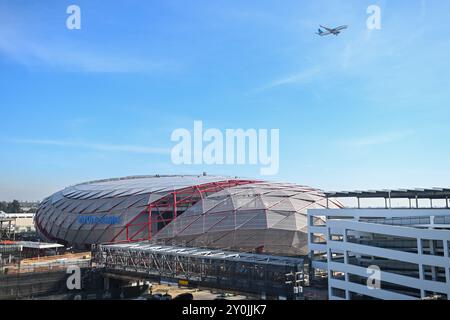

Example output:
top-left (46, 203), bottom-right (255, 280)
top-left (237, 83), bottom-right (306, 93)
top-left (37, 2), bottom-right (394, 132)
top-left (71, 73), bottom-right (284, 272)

top-left (35, 175), bottom-right (342, 256)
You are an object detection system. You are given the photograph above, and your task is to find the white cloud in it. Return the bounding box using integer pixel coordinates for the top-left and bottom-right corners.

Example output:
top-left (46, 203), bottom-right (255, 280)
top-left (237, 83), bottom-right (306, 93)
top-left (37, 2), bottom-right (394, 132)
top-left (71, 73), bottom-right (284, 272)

top-left (342, 130), bottom-right (414, 147)
top-left (10, 139), bottom-right (170, 155)
top-left (250, 67), bottom-right (322, 93)
top-left (0, 8), bottom-right (165, 73)
top-left (0, 34), bottom-right (163, 73)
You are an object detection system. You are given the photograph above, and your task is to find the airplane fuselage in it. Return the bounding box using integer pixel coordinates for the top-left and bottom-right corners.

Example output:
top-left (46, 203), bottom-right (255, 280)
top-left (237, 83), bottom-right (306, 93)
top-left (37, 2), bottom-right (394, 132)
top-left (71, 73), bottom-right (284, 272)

top-left (317, 25), bottom-right (348, 37)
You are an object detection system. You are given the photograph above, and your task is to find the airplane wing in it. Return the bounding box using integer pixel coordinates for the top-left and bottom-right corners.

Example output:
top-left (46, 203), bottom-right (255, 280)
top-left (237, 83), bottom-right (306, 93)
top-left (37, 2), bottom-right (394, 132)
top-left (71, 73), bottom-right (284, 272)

top-left (319, 25), bottom-right (334, 32)
top-left (317, 31), bottom-right (331, 36)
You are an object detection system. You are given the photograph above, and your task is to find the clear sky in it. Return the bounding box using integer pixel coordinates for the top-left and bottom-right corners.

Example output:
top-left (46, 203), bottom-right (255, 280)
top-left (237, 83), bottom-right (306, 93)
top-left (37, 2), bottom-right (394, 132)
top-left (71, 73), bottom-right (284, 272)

top-left (1, 0), bottom-right (450, 201)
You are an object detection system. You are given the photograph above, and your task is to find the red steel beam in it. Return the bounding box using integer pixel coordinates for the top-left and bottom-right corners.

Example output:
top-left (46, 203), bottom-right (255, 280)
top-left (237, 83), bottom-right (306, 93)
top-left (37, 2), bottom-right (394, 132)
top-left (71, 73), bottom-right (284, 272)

top-left (111, 179), bottom-right (258, 243)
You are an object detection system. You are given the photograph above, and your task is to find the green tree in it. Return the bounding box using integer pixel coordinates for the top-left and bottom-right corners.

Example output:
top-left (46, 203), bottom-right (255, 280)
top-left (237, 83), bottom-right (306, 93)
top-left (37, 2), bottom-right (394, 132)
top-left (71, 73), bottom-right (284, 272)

top-left (6, 200), bottom-right (22, 213)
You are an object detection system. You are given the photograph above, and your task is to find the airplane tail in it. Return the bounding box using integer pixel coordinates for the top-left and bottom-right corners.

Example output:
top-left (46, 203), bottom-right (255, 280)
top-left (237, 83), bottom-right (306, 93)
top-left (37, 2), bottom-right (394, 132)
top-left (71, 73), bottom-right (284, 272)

top-left (317, 29), bottom-right (323, 35)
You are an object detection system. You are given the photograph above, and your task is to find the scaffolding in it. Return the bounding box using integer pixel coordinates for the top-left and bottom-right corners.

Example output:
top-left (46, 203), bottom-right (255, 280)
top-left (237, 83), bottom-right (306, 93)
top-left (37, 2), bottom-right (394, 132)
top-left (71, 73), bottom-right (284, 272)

top-left (93, 242), bottom-right (309, 298)
top-left (0, 218), bottom-right (16, 241)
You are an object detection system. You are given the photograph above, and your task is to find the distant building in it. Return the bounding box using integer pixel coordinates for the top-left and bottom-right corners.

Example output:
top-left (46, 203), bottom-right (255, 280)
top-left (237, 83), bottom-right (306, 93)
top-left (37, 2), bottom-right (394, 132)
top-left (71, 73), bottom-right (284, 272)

top-left (0, 212), bottom-right (35, 233)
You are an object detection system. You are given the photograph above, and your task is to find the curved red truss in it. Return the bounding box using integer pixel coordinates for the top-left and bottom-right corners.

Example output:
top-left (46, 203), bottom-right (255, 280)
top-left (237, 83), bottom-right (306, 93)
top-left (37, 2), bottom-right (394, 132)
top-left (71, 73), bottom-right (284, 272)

top-left (110, 179), bottom-right (258, 244)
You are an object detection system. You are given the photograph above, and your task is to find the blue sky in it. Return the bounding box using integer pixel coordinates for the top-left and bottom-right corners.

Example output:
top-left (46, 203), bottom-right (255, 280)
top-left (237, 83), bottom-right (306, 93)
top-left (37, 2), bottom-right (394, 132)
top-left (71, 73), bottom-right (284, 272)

top-left (1, 0), bottom-right (450, 200)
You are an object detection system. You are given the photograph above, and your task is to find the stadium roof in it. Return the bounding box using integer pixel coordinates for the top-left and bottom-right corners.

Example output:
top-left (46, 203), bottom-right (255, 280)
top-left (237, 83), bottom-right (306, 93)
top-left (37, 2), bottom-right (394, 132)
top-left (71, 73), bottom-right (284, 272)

top-left (325, 188), bottom-right (450, 199)
top-left (58, 175), bottom-right (243, 200)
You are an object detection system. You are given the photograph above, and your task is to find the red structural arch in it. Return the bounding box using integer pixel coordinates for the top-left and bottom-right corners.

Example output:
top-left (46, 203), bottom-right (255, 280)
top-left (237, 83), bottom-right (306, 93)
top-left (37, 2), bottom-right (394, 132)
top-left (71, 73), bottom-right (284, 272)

top-left (110, 179), bottom-right (258, 243)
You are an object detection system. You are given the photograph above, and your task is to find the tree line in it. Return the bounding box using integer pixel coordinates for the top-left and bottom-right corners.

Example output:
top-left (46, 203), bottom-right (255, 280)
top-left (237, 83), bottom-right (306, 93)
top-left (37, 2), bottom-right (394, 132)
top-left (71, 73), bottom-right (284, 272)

top-left (0, 200), bottom-right (23, 213)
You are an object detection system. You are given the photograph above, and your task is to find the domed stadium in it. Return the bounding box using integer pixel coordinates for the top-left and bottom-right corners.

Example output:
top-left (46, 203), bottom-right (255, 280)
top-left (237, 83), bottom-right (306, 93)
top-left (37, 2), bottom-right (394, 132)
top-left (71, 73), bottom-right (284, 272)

top-left (154, 182), bottom-right (342, 255)
top-left (35, 175), bottom-right (342, 255)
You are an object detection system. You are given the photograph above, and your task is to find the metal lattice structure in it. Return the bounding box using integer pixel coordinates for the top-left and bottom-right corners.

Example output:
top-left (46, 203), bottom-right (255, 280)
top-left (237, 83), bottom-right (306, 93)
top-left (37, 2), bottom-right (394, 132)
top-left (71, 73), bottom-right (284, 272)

top-left (93, 241), bottom-right (308, 297)
top-left (155, 183), bottom-right (342, 255)
top-left (36, 175), bottom-right (341, 255)
top-left (35, 175), bottom-right (256, 247)
top-left (0, 218), bottom-right (16, 241)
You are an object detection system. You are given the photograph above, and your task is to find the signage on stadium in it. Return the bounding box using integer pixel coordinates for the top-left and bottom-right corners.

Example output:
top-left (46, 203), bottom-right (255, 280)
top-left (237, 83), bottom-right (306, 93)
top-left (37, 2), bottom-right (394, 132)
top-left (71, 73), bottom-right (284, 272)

top-left (77, 216), bottom-right (121, 225)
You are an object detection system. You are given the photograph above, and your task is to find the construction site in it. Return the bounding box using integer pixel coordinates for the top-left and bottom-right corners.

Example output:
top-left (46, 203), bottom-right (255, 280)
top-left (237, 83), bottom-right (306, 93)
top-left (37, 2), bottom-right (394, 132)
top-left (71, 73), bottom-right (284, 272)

top-left (0, 175), bottom-right (329, 300)
top-left (0, 239), bottom-right (318, 300)
top-left (4, 175), bottom-right (449, 300)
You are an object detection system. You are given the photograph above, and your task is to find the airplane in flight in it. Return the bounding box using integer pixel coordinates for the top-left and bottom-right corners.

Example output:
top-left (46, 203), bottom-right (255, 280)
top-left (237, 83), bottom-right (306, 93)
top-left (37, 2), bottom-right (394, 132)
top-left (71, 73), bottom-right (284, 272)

top-left (316, 25), bottom-right (348, 36)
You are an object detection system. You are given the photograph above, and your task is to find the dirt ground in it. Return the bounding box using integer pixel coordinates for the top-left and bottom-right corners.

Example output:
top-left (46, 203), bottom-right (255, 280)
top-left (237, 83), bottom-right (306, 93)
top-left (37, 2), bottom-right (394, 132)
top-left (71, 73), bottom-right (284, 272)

top-left (150, 283), bottom-right (248, 300)
top-left (3, 252), bottom-right (91, 274)
top-left (20, 252), bottom-right (91, 265)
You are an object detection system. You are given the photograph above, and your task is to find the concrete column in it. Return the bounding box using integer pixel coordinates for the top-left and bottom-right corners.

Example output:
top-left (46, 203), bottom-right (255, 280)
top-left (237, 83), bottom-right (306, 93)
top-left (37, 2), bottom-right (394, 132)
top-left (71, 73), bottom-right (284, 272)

top-left (327, 248), bottom-right (333, 299)
top-left (444, 240), bottom-right (449, 258)
top-left (429, 240), bottom-right (437, 281)
top-left (443, 240), bottom-right (450, 297)
top-left (344, 250), bottom-right (350, 300)
top-left (417, 238), bottom-right (425, 298)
